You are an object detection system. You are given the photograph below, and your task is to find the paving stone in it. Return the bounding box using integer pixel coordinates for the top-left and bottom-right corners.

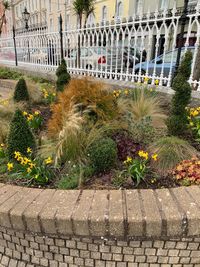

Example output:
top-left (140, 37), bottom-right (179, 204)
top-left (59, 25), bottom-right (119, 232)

top-left (90, 190), bottom-right (109, 236)
top-left (125, 190), bottom-right (143, 237)
top-left (72, 191), bottom-right (94, 236)
top-left (109, 191), bottom-right (124, 237)
top-left (23, 189), bottom-right (55, 233)
top-left (140, 190), bottom-right (162, 237)
top-left (156, 189), bottom-right (182, 237)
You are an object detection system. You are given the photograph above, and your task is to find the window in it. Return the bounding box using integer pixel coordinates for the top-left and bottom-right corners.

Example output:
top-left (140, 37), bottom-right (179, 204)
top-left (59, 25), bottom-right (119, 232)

top-left (159, 0), bottom-right (169, 10)
top-left (116, 1), bottom-right (123, 18)
top-left (102, 6), bottom-right (107, 22)
top-left (135, 0), bottom-right (143, 15)
top-left (49, 0), bottom-right (52, 12)
top-left (50, 18), bottom-right (53, 31)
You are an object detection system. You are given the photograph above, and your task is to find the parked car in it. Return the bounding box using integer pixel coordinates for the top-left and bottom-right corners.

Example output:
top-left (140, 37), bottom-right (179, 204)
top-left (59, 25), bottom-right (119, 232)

top-left (134, 47), bottom-right (195, 78)
top-left (65, 46), bottom-right (142, 72)
top-left (23, 48), bottom-right (48, 64)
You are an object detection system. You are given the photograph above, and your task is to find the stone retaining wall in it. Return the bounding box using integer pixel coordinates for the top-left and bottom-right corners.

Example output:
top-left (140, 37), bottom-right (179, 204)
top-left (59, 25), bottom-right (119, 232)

top-left (0, 184), bottom-right (200, 266)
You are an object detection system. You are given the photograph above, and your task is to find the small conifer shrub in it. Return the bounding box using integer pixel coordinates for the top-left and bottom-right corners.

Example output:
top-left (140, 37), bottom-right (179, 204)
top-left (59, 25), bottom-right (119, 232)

top-left (56, 59), bottom-right (71, 92)
top-left (167, 51), bottom-right (193, 136)
top-left (7, 109), bottom-right (36, 159)
top-left (13, 78), bottom-right (30, 102)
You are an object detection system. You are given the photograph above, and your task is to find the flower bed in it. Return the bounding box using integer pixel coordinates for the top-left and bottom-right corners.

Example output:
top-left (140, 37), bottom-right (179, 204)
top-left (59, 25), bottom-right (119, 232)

top-left (0, 52), bottom-right (200, 190)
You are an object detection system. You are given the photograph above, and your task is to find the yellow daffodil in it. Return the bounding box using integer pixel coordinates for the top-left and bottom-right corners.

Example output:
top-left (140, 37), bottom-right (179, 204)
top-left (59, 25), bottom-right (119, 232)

top-left (34, 111), bottom-right (40, 116)
top-left (7, 162), bottom-right (13, 172)
top-left (138, 150), bottom-right (149, 160)
top-left (27, 167), bottom-right (31, 173)
top-left (124, 90), bottom-right (129, 95)
top-left (124, 156), bottom-right (132, 164)
top-left (144, 77), bottom-right (149, 83)
top-left (23, 111), bottom-right (28, 116)
top-left (29, 162), bottom-right (36, 169)
top-left (45, 157), bottom-right (53, 165)
top-left (27, 114), bottom-right (34, 121)
top-left (27, 147), bottom-right (32, 153)
top-left (53, 93), bottom-right (56, 96)
top-left (0, 143), bottom-right (4, 147)
top-left (14, 151), bottom-right (21, 159)
top-left (155, 79), bottom-right (159, 85)
top-left (152, 154), bottom-right (158, 161)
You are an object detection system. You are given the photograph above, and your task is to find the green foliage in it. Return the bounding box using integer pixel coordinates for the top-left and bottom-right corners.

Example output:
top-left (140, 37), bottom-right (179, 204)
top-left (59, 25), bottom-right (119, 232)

top-left (0, 67), bottom-right (22, 80)
top-left (149, 136), bottom-right (198, 174)
top-left (13, 78), bottom-right (30, 102)
top-left (87, 138), bottom-right (117, 174)
top-left (123, 154), bottom-right (149, 186)
top-left (167, 51), bottom-right (193, 136)
top-left (56, 59), bottom-right (71, 92)
top-left (7, 109), bottom-right (36, 159)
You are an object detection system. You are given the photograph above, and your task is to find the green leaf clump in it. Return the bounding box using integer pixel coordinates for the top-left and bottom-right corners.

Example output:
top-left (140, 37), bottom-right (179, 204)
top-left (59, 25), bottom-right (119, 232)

top-left (87, 138), bottom-right (117, 174)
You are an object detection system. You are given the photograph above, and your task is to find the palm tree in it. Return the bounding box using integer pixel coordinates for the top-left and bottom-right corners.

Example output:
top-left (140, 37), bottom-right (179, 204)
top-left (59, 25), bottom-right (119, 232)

top-left (73, 0), bottom-right (95, 68)
top-left (0, 1), bottom-right (10, 36)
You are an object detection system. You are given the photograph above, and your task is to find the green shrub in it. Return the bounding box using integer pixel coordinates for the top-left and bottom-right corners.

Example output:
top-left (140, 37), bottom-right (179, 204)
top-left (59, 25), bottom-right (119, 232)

top-left (0, 67), bottom-right (22, 80)
top-left (87, 138), bottom-right (117, 174)
top-left (56, 59), bottom-right (71, 92)
top-left (13, 78), bottom-right (30, 102)
top-left (7, 109), bottom-right (36, 159)
top-left (167, 51), bottom-right (193, 136)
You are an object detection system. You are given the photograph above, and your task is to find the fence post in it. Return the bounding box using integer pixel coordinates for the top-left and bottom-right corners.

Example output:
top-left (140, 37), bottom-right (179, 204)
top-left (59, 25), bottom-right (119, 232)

top-left (173, 0), bottom-right (189, 82)
top-left (12, 26), bottom-right (18, 66)
top-left (59, 14), bottom-right (64, 62)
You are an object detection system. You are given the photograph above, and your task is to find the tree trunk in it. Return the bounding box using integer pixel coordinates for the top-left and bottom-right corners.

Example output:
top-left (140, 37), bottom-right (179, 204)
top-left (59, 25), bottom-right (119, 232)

top-left (193, 47), bottom-right (200, 90)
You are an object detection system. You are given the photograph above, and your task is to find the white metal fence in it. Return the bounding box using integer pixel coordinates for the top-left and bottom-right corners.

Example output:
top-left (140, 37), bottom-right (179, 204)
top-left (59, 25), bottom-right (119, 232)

top-left (0, 2), bottom-right (200, 90)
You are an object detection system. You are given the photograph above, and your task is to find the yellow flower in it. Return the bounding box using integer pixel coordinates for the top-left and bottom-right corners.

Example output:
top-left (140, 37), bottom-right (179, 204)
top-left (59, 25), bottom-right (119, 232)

top-left (52, 93), bottom-right (56, 97)
top-left (144, 77), bottom-right (149, 82)
top-left (152, 154), bottom-right (158, 161)
top-left (45, 157), bottom-right (53, 165)
top-left (7, 162), bottom-right (13, 171)
top-left (35, 174), bottom-right (39, 179)
top-left (23, 157), bottom-right (31, 165)
top-left (27, 167), bottom-right (31, 173)
top-left (27, 114), bottom-right (34, 121)
top-left (14, 151), bottom-right (21, 159)
top-left (138, 150), bottom-right (149, 160)
top-left (34, 111), bottom-right (40, 116)
top-left (155, 79), bottom-right (159, 85)
top-left (0, 143), bottom-right (4, 147)
top-left (124, 90), bottom-right (129, 95)
top-left (190, 122), bottom-right (194, 127)
top-left (27, 147), bottom-right (32, 153)
top-left (29, 162), bottom-right (36, 169)
top-left (124, 156), bottom-right (132, 164)
top-left (23, 111), bottom-right (28, 116)
top-left (150, 88), bottom-right (153, 92)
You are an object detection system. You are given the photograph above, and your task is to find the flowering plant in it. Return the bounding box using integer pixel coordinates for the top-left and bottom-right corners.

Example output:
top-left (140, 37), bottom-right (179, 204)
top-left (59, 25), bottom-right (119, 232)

top-left (42, 89), bottom-right (56, 104)
top-left (23, 110), bottom-right (43, 131)
top-left (172, 157), bottom-right (200, 185)
top-left (123, 150), bottom-right (158, 185)
top-left (187, 107), bottom-right (200, 142)
top-left (7, 149), bottom-right (54, 185)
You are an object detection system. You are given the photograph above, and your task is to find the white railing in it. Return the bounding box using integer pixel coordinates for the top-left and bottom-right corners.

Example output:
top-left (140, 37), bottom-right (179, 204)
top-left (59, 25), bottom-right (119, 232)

top-left (0, 2), bottom-right (200, 90)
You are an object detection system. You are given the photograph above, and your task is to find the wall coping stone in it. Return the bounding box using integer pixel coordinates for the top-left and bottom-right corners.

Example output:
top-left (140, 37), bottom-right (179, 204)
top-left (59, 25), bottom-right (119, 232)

top-left (0, 183), bottom-right (200, 239)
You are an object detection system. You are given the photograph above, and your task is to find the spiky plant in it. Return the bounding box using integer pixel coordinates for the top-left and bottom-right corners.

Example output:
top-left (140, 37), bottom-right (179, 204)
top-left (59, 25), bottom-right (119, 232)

top-left (149, 136), bottom-right (198, 175)
top-left (118, 89), bottom-right (166, 128)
